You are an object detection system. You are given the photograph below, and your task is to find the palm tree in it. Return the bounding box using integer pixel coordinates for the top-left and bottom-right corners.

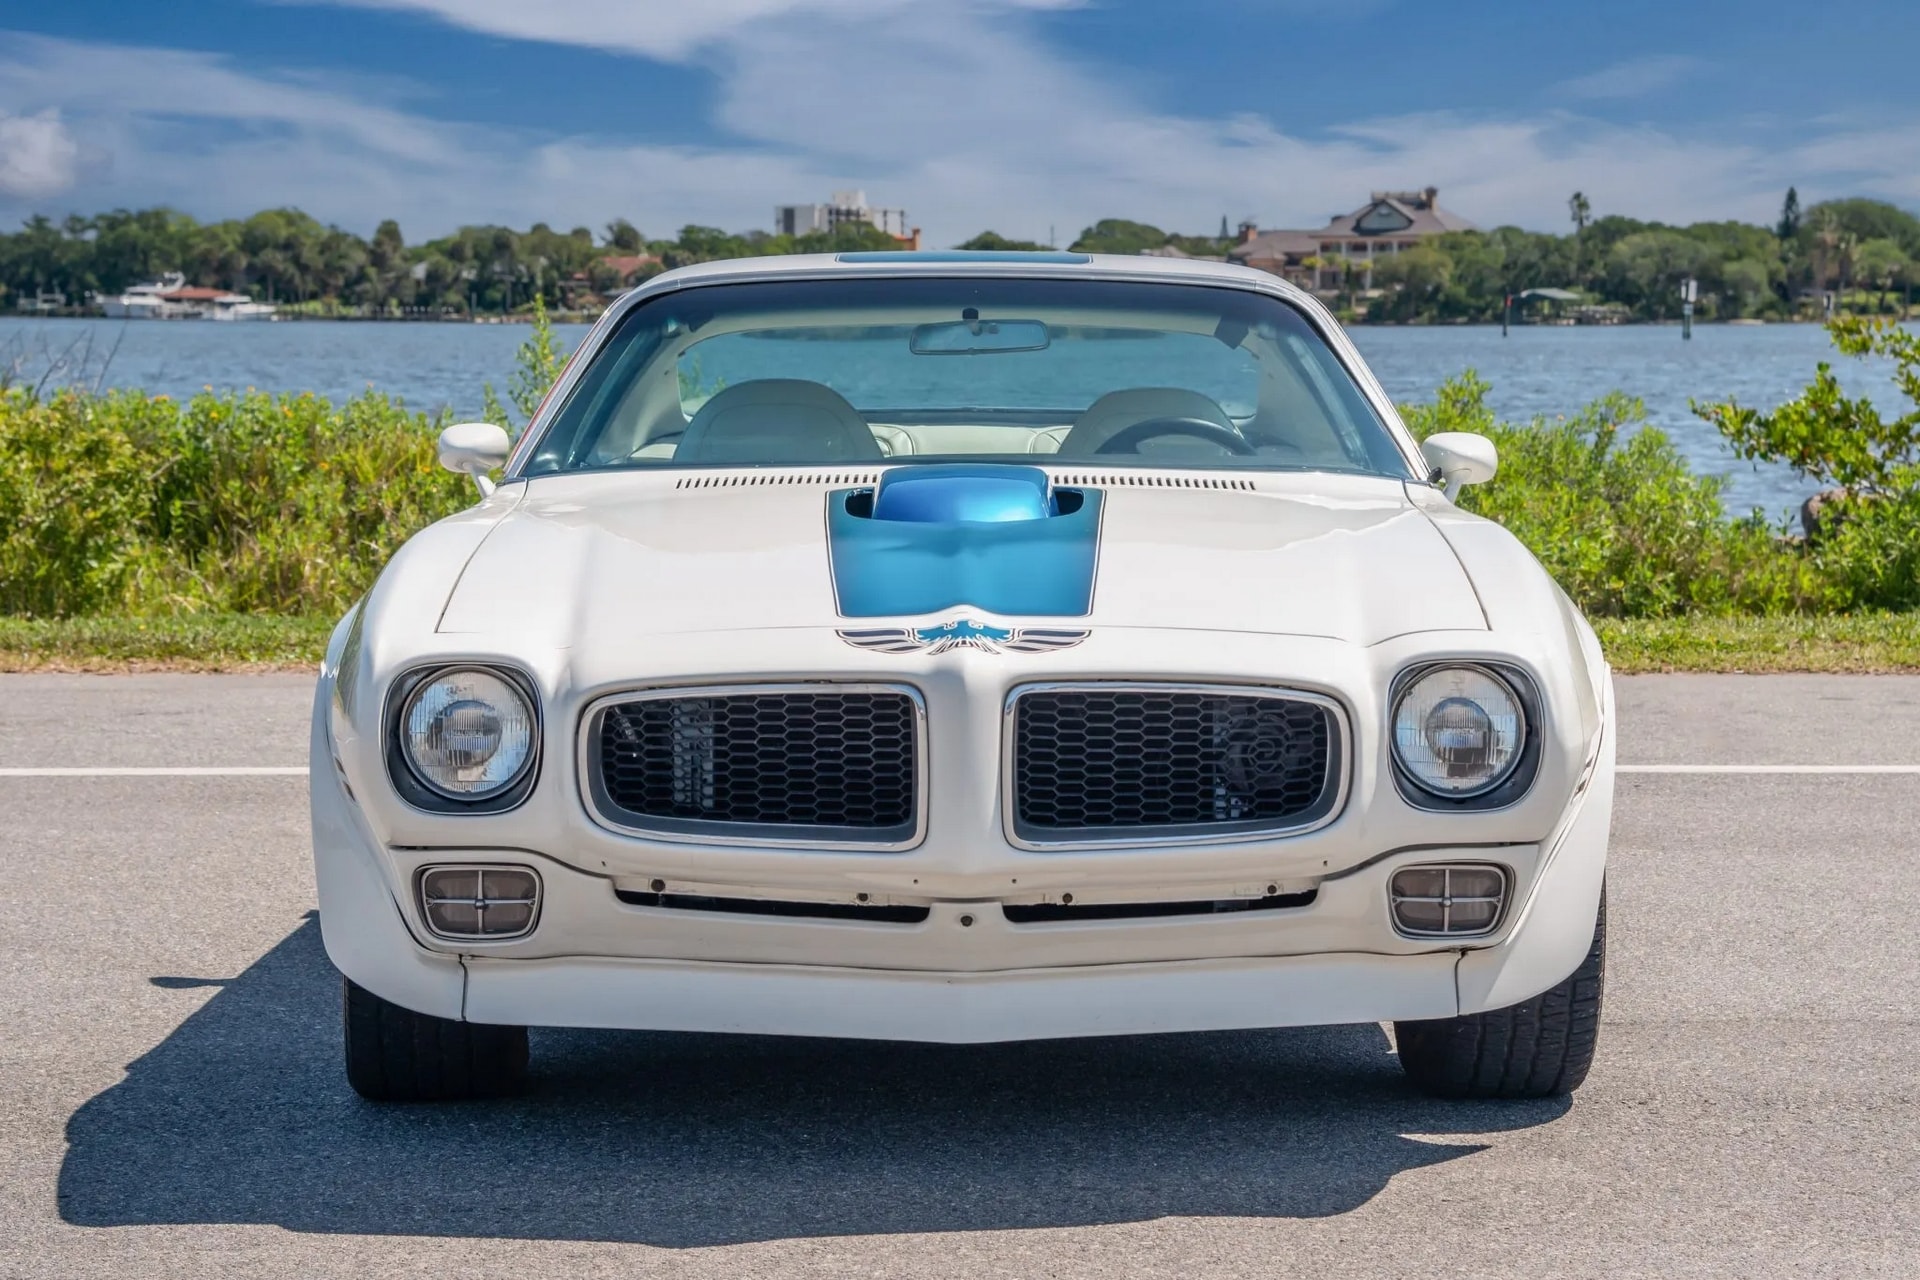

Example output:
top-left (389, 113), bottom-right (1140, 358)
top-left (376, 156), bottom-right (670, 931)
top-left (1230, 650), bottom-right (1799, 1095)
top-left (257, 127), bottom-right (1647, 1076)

top-left (1568, 192), bottom-right (1591, 285)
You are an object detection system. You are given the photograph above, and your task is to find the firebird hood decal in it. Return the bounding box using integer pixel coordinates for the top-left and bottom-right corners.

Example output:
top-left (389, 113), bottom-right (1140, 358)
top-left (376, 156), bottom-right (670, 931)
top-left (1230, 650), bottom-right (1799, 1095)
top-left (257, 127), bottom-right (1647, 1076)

top-left (837, 618), bottom-right (1090, 655)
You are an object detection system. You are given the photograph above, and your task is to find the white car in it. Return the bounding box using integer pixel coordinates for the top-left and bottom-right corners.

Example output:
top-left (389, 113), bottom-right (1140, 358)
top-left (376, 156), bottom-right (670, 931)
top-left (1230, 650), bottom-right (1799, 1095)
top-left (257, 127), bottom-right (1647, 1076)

top-left (313, 251), bottom-right (1613, 1103)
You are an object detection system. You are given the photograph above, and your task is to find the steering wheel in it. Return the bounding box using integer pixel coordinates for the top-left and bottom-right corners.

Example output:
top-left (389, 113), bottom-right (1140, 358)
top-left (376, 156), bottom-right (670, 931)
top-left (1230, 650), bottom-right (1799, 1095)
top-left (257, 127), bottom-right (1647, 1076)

top-left (1093, 416), bottom-right (1255, 456)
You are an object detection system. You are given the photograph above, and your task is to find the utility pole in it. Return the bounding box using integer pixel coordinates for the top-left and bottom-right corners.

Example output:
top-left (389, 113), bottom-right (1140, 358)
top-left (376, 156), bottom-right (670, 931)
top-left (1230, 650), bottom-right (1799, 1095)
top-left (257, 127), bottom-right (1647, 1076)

top-left (1680, 277), bottom-right (1696, 340)
top-left (1502, 293), bottom-right (1511, 337)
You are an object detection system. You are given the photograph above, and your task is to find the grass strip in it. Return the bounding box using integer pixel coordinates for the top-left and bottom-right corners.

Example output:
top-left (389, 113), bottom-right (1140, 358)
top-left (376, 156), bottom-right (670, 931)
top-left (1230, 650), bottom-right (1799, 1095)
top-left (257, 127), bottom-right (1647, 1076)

top-left (0, 614), bottom-right (334, 672)
top-left (2, 612), bottom-right (1918, 675)
top-left (1594, 613), bottom-right (1920, 673)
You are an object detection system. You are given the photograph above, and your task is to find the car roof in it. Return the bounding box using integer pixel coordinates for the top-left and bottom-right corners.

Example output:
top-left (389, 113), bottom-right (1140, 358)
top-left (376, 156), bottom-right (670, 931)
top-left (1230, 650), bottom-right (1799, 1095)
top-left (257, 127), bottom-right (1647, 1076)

top-left (627, 251), bottom-right (1302, 297)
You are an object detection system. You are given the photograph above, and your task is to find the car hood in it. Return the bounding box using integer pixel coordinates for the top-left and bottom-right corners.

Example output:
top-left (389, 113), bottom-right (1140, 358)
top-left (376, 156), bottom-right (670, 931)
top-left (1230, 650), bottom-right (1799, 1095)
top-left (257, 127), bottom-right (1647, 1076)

top-left (435, 470), bottom-right (1485, 646)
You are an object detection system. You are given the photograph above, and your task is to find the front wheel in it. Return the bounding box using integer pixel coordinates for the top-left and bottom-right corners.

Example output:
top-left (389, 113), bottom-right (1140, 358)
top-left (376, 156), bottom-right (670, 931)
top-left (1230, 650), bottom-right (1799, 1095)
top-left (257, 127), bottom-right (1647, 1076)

top-left (343, 978), bottom-right (529, 1101)
top-left (1394, 888), bottom-right (1606, 1099)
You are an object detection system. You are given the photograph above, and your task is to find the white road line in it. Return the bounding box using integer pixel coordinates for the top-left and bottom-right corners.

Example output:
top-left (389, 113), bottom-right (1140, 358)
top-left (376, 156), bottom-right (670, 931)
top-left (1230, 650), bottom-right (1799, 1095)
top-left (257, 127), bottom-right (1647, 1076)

top-left (1619, 764), bottom-right (1920, 774)
top-left (0, 766), bottom-right (310, 777)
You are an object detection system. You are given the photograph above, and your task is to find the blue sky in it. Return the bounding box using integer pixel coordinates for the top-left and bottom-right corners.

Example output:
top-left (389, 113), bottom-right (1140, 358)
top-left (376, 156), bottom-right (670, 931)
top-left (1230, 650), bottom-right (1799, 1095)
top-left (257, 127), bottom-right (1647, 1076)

top-left (0, 0), bottom-right (1915, 246)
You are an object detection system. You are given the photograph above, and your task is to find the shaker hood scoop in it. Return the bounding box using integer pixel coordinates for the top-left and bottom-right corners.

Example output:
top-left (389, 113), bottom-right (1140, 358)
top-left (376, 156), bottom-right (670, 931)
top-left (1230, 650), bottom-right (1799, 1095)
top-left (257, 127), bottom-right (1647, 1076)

top-left (829, 465), bottom-right (1102, 618)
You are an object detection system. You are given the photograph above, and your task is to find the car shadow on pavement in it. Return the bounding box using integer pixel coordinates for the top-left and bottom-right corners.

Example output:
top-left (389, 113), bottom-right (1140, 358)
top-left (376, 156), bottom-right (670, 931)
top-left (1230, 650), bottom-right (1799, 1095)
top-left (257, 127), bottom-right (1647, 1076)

top-left (59, 915), bottom-right (1569, 1246)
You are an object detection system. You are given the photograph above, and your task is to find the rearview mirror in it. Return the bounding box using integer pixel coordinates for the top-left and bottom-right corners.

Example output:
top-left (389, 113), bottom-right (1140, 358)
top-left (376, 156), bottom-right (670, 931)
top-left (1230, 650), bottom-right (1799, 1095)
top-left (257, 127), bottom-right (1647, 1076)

top-left (1420, 432), bottom-right (1498, 491)
top-left (909, 318), bottom-right (1050, 355)
top-left (438, 422), bottom-right (512, 496)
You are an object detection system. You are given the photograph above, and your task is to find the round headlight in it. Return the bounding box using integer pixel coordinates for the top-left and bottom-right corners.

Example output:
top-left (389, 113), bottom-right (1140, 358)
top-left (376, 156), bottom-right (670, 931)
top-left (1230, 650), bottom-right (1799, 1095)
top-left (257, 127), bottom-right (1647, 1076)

top-left (1392, 666), bottom-right (1526, 798)
top-left (401, 669), bottom-right (536, 799)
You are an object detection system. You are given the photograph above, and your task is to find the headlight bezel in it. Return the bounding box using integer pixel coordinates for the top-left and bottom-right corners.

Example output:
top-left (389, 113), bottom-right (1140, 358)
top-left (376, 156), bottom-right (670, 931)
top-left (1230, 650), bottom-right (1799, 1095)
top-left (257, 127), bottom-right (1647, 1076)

top-left (383, 662), bottom-right (543, 814)
top-left (1388, 661), bottom-right (1541, 810)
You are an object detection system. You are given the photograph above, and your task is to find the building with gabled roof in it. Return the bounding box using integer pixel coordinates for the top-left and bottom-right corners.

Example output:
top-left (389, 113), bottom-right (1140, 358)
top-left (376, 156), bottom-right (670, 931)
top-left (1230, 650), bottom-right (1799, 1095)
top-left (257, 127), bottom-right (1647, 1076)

top-left (1230, 187), bottom-right (1477, 292)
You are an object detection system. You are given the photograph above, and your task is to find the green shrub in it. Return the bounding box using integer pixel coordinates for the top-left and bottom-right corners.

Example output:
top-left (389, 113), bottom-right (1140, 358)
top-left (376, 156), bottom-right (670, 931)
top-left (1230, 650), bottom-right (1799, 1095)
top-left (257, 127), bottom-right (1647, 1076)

top-left (0, 388), bottom-right (151, 616)
top-left (1403, 372), bottom-right (1830, 617)
top-left (1691, 317), bottom-right (1920, 610)
top-left (0, 387), bottom-right (471, 618)
top-left (1694, 317), bottom-right (1920, 493)
top-left (1803, 475), bottom-right (1920, 611)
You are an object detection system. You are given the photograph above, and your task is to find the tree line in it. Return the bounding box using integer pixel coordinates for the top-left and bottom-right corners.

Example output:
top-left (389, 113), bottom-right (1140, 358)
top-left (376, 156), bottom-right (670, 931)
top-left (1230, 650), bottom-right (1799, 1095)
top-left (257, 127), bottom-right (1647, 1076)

top-left (972, 197), bottom-right (1920, 322)
top-left (1363, 192), bottom-right (1919, 322)
top-left (1, 193), bottom-right (1914, 321)
top-left (0, 210), bottom-right (907, 316)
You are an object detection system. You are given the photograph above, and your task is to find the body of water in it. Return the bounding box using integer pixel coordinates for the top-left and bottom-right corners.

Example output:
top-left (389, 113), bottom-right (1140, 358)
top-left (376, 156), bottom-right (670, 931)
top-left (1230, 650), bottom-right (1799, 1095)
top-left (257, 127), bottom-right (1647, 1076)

top-left (4, 315), bottom-right (1907, 519)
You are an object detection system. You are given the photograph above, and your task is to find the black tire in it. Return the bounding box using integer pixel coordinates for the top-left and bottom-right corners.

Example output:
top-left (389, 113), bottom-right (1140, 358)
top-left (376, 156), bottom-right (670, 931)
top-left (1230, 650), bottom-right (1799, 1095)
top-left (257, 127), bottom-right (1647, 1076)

top-left (342, 977), bottom-right (529, 1101)
top-left (1394, 886), bottom-right (1606, 1099)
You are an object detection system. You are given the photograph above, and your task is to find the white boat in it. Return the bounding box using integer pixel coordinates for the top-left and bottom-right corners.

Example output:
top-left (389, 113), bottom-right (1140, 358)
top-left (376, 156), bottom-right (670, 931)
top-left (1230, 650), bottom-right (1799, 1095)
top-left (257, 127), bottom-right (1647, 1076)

top-left (207, 296), bottom-right (278, 322)
top-left (99, 272), bottom-right (185, 318)
top-left (98, 272), bottom-right (276, 321)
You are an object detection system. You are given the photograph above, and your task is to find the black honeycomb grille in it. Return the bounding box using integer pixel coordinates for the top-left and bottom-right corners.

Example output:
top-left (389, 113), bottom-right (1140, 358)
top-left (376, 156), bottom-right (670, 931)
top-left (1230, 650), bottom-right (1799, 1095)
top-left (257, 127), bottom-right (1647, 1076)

top-left (1014, 687), bottom-right (1336, 837)
top-left (595, 690), bottom-right (918, 839)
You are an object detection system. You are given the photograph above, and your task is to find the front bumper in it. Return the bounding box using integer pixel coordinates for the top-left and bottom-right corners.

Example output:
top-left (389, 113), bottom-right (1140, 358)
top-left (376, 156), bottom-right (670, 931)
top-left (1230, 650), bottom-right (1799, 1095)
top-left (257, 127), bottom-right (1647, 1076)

top-left (460, 951), bottom-right (1461, 1043)
top-left (312, 673), bottom-right (1613, 1039)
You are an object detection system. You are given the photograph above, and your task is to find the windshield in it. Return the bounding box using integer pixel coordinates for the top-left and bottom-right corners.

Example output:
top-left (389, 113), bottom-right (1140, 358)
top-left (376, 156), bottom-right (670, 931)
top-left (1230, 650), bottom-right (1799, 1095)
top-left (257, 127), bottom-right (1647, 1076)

top-left (521, 276), bottom-right (1413, 478)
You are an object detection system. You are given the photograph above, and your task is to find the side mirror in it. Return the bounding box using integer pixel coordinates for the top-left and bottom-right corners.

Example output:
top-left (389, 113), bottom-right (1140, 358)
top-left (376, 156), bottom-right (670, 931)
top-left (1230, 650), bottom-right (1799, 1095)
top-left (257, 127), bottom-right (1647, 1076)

top-left (438, 422), bottom-right (512, 496)
top-left (1420, 432), bottom-right (1498, 492)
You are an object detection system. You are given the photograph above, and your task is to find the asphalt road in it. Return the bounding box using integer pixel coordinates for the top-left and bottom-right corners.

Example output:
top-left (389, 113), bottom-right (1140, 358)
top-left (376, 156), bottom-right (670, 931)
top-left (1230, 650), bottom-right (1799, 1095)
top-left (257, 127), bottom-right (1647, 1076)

top-left (2, 673), bottom-right (1915, 1279)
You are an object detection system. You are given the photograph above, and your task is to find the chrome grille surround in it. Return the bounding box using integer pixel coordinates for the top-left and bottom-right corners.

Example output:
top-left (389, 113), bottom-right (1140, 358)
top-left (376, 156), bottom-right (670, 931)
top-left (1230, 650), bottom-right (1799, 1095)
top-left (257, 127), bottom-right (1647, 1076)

top-left (580, 683), bottom-right (928, 850)
top-left (1003, 682), bottom-right (1349, 850)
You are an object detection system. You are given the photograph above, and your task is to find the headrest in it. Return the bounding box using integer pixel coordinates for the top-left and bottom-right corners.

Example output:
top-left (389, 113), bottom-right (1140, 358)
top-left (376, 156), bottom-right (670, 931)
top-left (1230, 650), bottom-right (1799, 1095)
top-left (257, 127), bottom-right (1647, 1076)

top-left (676, 379), bottom-right (884, 464)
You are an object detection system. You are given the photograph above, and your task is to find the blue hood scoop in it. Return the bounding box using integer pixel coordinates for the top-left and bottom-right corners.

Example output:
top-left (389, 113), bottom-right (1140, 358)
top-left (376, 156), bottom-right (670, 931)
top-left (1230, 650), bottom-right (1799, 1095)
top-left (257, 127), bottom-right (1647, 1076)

top-left (869, 465), bottom-right (1061, 524)
top-left (830, 465), bottom-right (1101, 618)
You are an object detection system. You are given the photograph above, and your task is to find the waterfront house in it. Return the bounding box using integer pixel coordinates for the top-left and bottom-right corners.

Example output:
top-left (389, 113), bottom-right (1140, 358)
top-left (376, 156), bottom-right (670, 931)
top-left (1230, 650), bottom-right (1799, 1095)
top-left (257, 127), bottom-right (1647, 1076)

top-left (1231, 188), bottom-right (1477, 292)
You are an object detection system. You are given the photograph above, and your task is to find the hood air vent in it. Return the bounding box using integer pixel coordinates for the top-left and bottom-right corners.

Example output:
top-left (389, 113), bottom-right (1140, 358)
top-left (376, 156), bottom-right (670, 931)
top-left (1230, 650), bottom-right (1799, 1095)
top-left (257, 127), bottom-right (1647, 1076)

top-left (676, 471), bottom-right (884, 490)
top-left (1051, 473), bottom-right (1255, 491)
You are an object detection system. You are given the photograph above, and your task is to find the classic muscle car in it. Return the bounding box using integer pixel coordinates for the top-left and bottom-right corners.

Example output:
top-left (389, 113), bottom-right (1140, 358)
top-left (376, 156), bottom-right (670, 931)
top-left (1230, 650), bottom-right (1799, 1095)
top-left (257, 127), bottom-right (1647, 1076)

top-left (313, 251), bottom-right (1612, 1102)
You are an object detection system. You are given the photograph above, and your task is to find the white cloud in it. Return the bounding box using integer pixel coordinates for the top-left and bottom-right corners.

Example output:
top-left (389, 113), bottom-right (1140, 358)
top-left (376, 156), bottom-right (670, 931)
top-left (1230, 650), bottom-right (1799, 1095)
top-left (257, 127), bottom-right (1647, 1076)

top-left (1781, 120), bottom-right (1920, 201)
top-left (0, 107), bottom-right (79, 197)
top-left (0, 35), bottom-right (448, 165)
top-left (0, 25), bottom-right (1912, 247)
top-left (1558, 55), bottom-right (1702, 102)
top-left (292, 0), bottom-right (1082, 59)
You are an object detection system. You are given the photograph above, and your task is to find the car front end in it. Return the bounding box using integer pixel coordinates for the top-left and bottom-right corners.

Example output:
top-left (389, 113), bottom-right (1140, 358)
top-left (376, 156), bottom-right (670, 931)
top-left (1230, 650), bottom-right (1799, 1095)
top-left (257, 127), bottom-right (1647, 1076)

top-left (313, 253), bottom-right (1613, 1099)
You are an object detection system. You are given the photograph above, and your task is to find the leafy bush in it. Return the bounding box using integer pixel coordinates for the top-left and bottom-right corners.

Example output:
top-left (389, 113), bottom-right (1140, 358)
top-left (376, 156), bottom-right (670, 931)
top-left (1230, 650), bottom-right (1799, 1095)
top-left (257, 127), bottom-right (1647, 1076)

top-left (1403, 372), bottom-right (1828, 617)
top-left (0, 391), bottom-right (152, 616)
top-left (1692, 317), bottom-right (1920, 610)
top-left (1807, 486), bottom-right (1920, 610)
top-left (1694, 317), bottom-right (1920, 492)
top-left (0, 386), bottom-right (470, 617)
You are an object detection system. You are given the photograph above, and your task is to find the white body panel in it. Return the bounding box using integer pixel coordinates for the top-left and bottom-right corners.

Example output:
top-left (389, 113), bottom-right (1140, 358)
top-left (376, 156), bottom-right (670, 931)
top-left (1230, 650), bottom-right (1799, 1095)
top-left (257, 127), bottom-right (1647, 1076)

top-left (311, 253), bottom-right (1613, 1041)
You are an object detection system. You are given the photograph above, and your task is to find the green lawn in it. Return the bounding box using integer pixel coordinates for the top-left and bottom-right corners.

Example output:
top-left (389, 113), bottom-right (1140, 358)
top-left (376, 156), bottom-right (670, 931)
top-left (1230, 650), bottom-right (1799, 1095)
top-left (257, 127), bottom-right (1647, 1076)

top-left (1591, 613), bottom-right (1920, 673)
top-left (0, 614), bottom-right (335, 672)
top-left (3, 612), bottom-right (1918, 674)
